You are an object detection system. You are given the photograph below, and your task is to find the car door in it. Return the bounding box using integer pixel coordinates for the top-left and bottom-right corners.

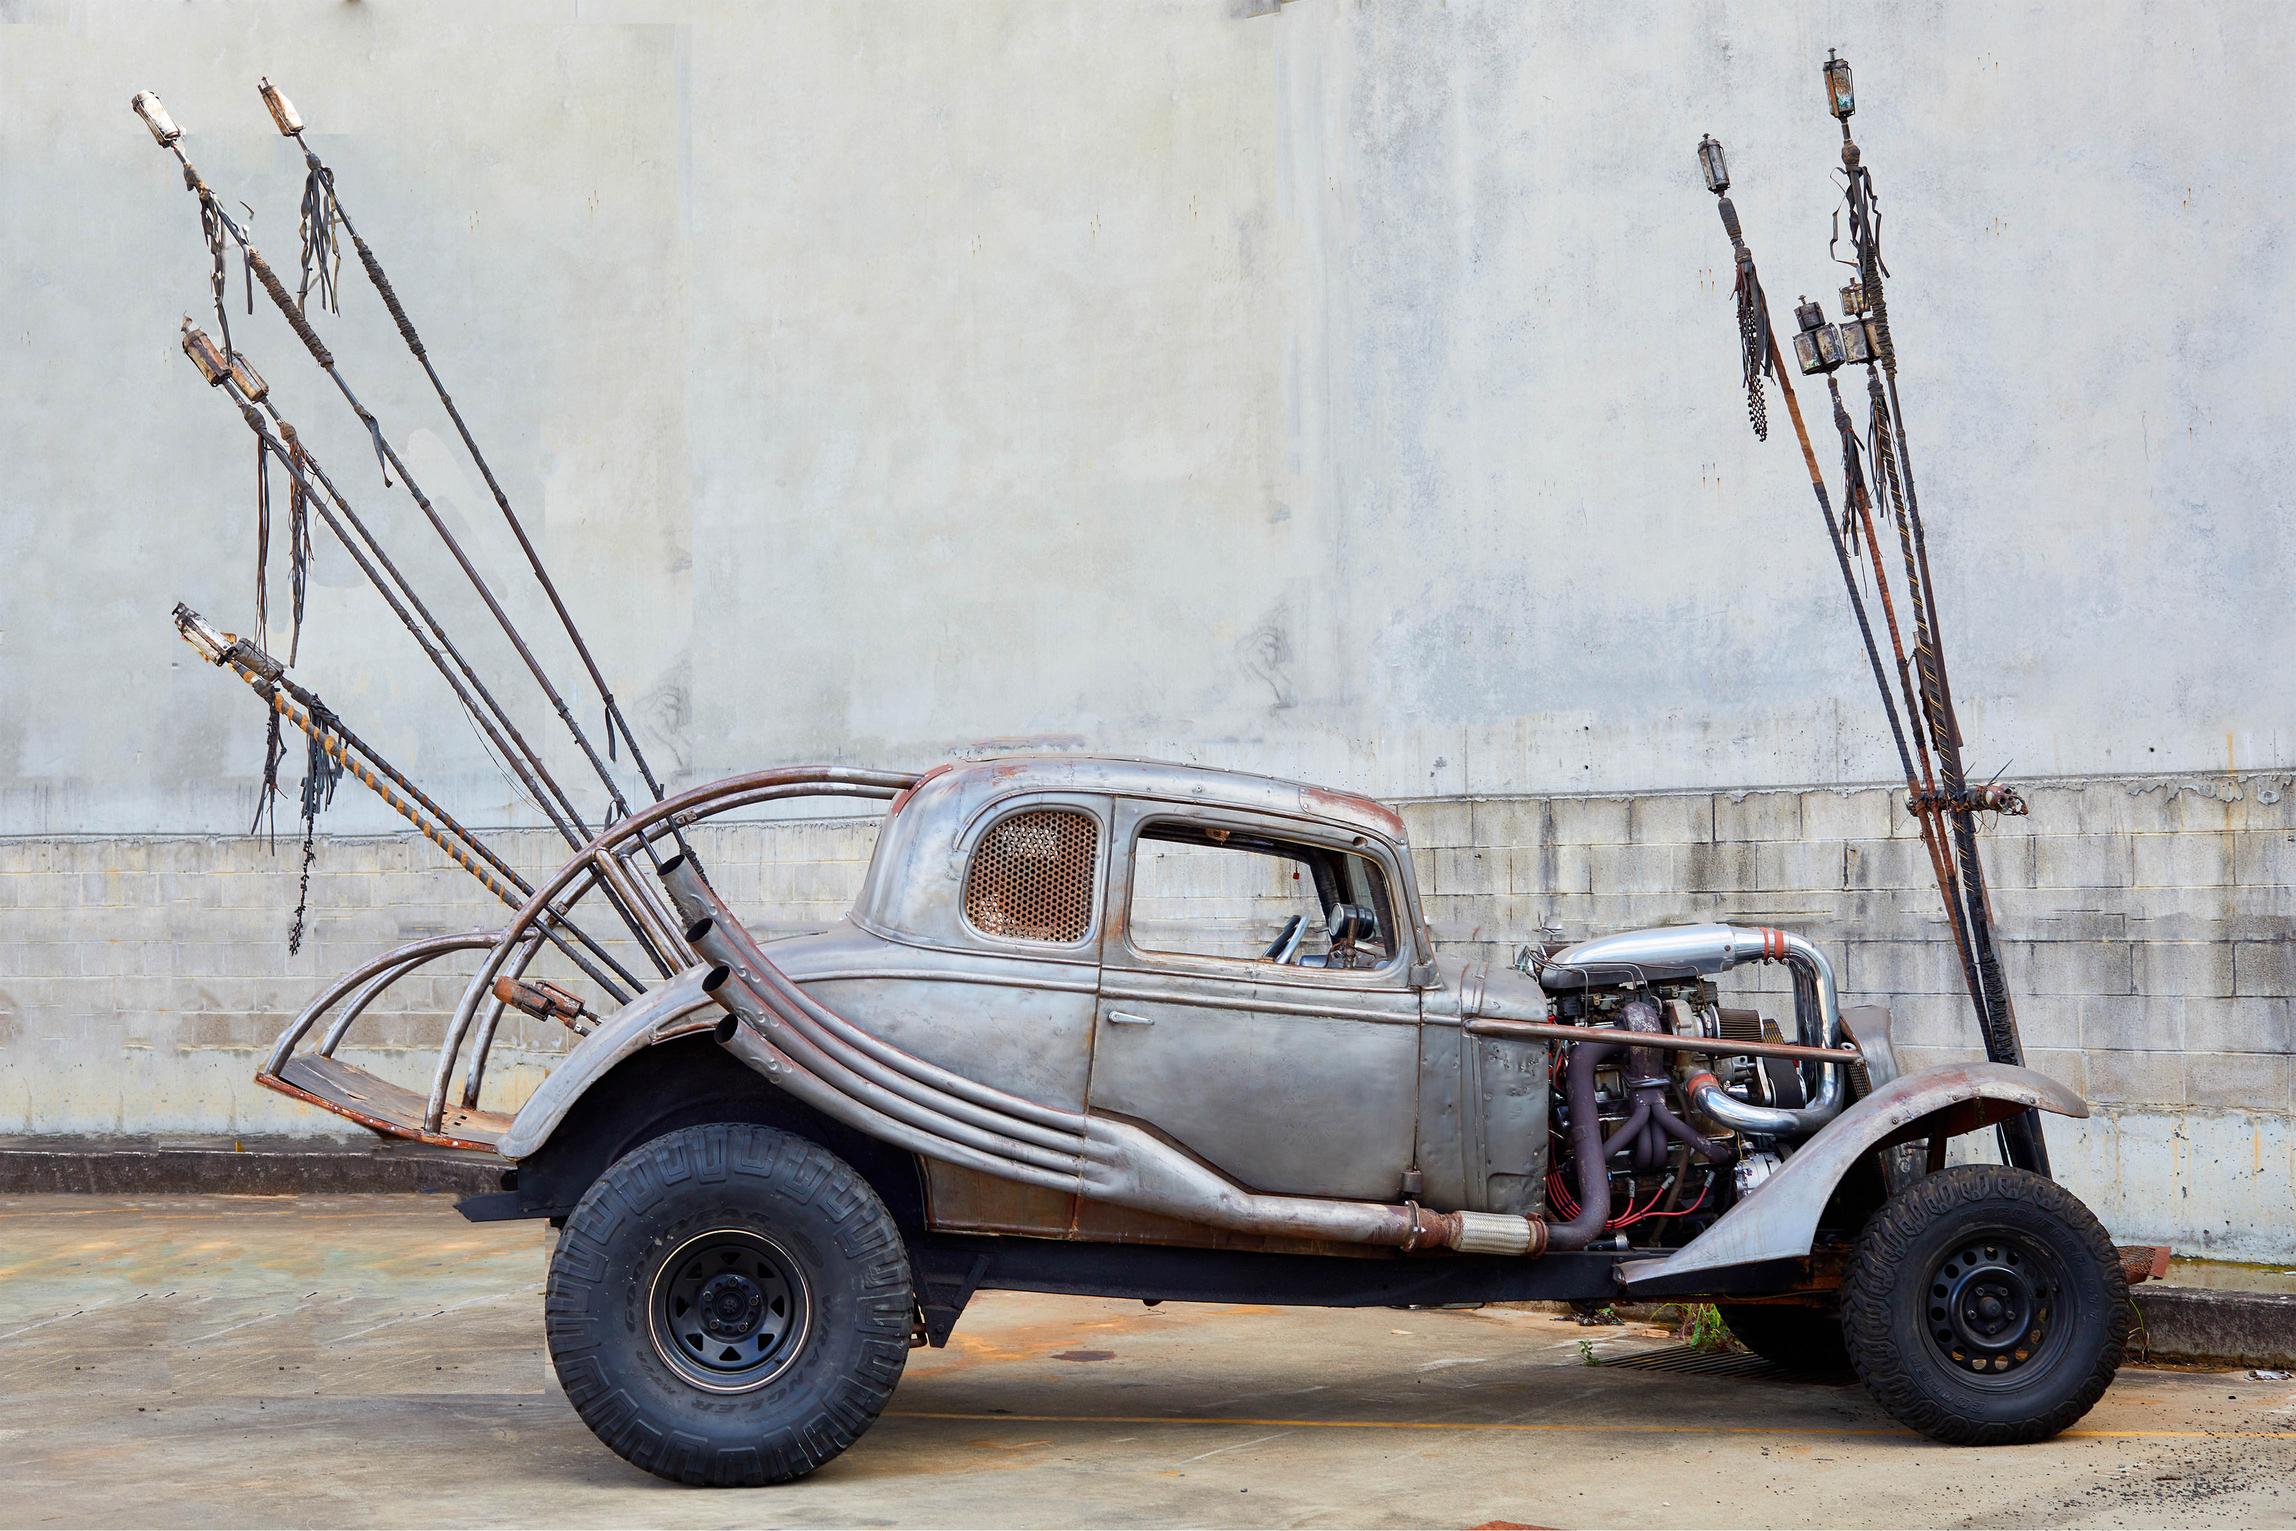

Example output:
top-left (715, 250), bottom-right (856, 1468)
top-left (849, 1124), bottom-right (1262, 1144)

top-left (815, 791), bottom-right (1113, 1238)
top-left (1084, 799), bottom-right (1422, 1202)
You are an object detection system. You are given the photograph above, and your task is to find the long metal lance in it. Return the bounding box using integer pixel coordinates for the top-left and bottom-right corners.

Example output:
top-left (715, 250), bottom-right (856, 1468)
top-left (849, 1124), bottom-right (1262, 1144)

top-left (1696, 140), bottom-right (2018, 1121)
top-left (1820, 53), bottom-right (2046, 1174)
top-left (257, 78), bottom-right (696, 864)
top-left (1819, 361), bottom-right (1985, 1015)
top-left (173, 605), bottom-right (638, 1004)
top-left (177, 325), bottom-right (672, 986)
top-left (1696, 144), bottom-right (1922, 799)
top-left (130, 94), bottom-right (658, 861)
top-left (181, 326), bottom-right (592, 849)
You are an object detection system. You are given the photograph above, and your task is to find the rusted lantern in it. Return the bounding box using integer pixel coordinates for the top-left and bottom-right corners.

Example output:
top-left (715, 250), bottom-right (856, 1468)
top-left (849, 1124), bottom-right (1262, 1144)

top-left (1838, 313), bottom-right (1874, 366)
top-left (226, 351), bottom-right (269, 402)
top-left (1824, 50), bottom-right (1856, 121)
top-left (1696, 134), bottom-right (1730, 195)
top-left (1792, 296), bottom-right (1846, 375)
top-left (1836, 286), bottom-right (1877, 364)
top-left (181, 323), bottom-right (230, 385)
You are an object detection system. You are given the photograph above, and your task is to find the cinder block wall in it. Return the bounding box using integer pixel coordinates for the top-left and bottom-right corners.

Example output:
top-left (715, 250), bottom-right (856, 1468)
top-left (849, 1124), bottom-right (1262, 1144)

top-left (3, 769), bottom-right (2288, 1258)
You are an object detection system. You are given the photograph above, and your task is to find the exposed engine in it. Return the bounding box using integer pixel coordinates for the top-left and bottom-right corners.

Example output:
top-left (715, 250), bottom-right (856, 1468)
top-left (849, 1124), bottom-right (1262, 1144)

top-left (1516, 923), bottom-right (1869, 1254)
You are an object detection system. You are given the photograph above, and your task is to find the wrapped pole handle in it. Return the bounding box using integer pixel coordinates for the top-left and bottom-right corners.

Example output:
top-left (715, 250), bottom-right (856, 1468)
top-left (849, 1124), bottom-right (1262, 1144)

top-left (353, 235), bottom-right (426, 357)
top-left (246, 247), bottom-right (335, 368)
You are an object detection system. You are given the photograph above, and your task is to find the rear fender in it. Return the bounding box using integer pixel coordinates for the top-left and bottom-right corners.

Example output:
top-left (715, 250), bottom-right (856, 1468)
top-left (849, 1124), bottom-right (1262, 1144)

top-left (495, 965), bottom-right (718, 1160)
top-left (1618, 1061), bottom-right (2087, 1293)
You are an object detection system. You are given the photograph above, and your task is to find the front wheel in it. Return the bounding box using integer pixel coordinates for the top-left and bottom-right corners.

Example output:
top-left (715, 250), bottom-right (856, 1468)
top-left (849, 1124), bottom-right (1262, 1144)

top-left (546, 1123), bottom-right (914, 1485)
top-left (1841, 1163), bottom-right (2128, 1445)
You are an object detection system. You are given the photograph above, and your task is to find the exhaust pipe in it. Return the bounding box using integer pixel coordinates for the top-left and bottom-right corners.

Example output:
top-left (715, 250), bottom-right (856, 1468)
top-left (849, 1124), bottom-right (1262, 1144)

top-left (660, 856), bottom-right (1547, 1258)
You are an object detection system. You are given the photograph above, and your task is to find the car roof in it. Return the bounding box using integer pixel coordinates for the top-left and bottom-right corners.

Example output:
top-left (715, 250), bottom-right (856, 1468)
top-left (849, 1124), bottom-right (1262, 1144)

top-left (896, 753), bottom-right (1408, 842)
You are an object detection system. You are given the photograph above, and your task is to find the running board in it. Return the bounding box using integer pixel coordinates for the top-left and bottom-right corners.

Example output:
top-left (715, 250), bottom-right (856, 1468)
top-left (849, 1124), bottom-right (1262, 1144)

top-left (259, 1056), bottom-right (509, 1153)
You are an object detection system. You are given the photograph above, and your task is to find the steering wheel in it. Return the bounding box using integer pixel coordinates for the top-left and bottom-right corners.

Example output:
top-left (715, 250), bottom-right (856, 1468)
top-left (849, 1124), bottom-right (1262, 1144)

top-left (1262, 913), bottom-right (1307, 964)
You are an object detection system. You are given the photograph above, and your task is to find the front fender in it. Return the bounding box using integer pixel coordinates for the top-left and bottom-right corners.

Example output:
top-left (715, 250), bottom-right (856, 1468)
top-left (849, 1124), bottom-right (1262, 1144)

top-left (1618, 1061), bottom-right (2087, 1291)
top-left (496, 965), bottom-right (719, 1161)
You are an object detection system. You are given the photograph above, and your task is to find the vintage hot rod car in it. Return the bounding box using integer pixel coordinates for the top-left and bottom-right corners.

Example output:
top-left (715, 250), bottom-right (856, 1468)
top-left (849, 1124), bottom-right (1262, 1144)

top-left (255, 753), bottom-right (2132, 1485)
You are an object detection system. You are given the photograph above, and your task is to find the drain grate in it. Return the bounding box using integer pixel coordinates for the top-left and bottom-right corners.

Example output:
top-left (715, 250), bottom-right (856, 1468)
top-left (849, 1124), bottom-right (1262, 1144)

top-left (1599, 1344), bottom-right (1849, 1383)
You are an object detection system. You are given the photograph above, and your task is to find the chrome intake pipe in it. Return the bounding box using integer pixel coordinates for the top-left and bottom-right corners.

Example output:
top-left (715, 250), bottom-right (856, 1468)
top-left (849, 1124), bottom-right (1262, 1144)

top-left (1546, 922), bottom-right (1847, 1138)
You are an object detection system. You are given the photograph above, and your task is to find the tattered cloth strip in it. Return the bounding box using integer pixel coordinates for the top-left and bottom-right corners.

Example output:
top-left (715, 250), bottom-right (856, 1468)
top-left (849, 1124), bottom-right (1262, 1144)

top-left (1733, 255), bottom-right (1771, 441)
top-left (251, 693), bottom-right (286, 845)
top-left (195, 183), bottom-right (258, 353)
top-left (251, 425), bottom-right (318, 665)
top-left (288, 699), bottom-right (347, 955)
top-left (282, 423), bottom-right (314, 662)
top-left (297, 161), bottom-right (341, 315)
top-left (254, 433), bottom-right (272, 643)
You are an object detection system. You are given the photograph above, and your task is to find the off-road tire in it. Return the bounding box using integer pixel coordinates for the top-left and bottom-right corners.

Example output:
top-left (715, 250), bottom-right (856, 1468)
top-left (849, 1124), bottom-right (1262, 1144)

top-left (1841, 1163), bottom-right (2127, 1445)
top-left (1718, 1302), bottom-right (1852, 1377)
top-left (546, 1123), bottom-right (913, 1485)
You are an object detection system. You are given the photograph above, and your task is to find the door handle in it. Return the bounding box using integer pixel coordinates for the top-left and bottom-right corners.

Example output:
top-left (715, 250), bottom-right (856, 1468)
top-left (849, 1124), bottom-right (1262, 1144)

top-left (1104, 1010), bottom-right (1155, 1027)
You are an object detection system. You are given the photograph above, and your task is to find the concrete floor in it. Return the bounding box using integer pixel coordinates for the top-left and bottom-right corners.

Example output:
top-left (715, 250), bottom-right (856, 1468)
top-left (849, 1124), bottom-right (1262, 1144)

top-left (2, 1196), bottom-right (2293, 1529)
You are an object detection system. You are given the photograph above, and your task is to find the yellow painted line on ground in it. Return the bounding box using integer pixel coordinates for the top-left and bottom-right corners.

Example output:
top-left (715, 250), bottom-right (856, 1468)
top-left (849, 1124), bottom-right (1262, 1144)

top-left (888, 1410), bottom-right (2296, 1442)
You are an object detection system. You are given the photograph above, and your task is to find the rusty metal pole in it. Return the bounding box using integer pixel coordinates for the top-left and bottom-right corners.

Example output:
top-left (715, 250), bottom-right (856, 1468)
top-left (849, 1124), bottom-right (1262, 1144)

top-left (1820, 52), bottom-right (2047, 1175)
top-left (1695, 141), bottom-right (1925, 820)
top-left (176, 326), bottom-right (671, 985)
top-left (1695, 135), bottom-right (2054, 1167)
top-left (255, 77), bottom-right (699, 873)
top-left (173, 605), bottom-right (638, 1003)
top-left (129, 94), bottom-right (660, 861)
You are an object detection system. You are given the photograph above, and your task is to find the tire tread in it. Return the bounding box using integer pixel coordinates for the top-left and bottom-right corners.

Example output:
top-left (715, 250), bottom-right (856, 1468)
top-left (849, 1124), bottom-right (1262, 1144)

top-left (546, 1122), bottom-right (912, 1486)
top-left (1840, 1163), bottom-right (2127, 1446)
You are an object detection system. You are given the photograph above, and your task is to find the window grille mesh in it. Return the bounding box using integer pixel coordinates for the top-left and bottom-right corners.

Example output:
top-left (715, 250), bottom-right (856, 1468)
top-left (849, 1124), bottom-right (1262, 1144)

top-left (964, 809), bottom-right (1098, 943)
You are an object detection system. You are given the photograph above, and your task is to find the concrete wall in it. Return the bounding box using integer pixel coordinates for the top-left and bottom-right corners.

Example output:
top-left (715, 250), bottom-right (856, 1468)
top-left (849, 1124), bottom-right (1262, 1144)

top-left (4, 1), bottom-right (2293, 830)
top-left (1, 2), bottom-right (2290, 1255)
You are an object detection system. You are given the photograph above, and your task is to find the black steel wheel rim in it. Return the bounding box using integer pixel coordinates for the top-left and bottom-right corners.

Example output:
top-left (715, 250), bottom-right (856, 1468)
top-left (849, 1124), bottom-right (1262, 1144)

top-left (647, 1228), bottom-right (809, 1393)
top-left (1922, 1231), bottom-right (2071, 1384)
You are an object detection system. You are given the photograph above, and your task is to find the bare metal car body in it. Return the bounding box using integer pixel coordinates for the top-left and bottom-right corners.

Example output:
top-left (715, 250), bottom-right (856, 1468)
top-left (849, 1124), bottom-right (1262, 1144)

top-left (260, 753), bottom-right (2084, 1321)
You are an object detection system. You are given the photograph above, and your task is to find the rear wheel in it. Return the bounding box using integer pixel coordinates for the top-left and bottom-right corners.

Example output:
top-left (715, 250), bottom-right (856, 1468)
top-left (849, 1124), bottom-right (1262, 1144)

top-left (1841, 1163), bottom-right (2127, 1445)
top-left (546, 1122), bottom-right (913, 1485)
top-left (1718, 1302), bottom-right (1851, 1377)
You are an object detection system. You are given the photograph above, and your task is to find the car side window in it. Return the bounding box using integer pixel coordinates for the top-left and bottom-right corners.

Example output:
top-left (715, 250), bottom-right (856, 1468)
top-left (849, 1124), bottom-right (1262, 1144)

top-left (1127, 822), bottom-right (1396, 970)
top-left (963, 807), bottom-right (1100, 944)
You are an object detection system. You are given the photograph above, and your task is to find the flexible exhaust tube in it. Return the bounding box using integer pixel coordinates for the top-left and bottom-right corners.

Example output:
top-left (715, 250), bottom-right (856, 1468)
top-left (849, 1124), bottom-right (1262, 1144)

top-left (1548, 1039), bottom-right (1623, 1251)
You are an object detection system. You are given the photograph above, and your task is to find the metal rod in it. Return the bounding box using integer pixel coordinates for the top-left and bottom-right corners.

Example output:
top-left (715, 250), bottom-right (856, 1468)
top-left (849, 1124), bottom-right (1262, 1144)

top-left (272, 96), bottom-right (685, 834)
top-left (1830, 86), bottom-right (2045, 1175)
top-left (1697, 136), bottom-right (2045, 1162)
top-left (141, 123), bottom-right (649, 850)
top-left (194, 345), bottom-right (593, 850)
top-left (1466, 1017), bottom-right (1864, 1065)
top-left (1822, 369), bottom-right (1986, 1007)
top-left (184, 347), bottom-right (660, 990)
top-left (265, 928), bottom-right (504, 1073)
top-left (436, 768), bottom-right (913, 1118)
top-left (175, 606), bottom-right (636, 1004)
